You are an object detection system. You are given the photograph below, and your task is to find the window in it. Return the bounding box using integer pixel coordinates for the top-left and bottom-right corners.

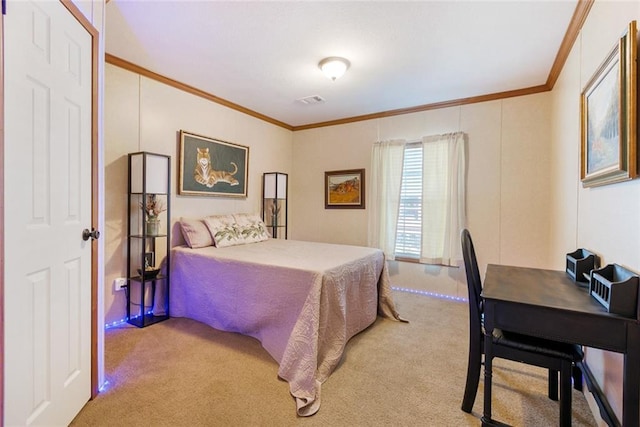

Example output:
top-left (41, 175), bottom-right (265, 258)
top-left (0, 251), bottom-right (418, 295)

top-left (368, 132), bottom-right (466, 266)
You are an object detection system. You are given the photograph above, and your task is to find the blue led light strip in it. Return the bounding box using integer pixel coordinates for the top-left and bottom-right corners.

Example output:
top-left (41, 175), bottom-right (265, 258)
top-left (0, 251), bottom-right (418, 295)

top-left (391, 286), bottom-right (468, 303)
top-left (98, 380), bottom-right (110, 392)
top-left (104, 311), bottom-right (155, 330)
top-left (104, 318), bottom-right (128, 329)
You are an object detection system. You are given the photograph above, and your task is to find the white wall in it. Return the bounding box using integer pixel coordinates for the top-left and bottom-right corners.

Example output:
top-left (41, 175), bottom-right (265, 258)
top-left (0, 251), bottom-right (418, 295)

top-left (104, 64), bottom-right (293, 324)
top-left (291, 94), bottom-right (553, 299)
top-left (550, 1), bottom-right (640, 421)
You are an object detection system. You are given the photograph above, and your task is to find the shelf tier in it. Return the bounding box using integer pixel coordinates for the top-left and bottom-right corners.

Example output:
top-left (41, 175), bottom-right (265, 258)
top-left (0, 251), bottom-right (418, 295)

top-left (130, 192), bottom-right (169, 196)
top-left (129, 234), bottom-right (168, 239)
top-left (129, 274), bottom-right (166, 283)
top-left (127, 312), bottom-right (169, 328)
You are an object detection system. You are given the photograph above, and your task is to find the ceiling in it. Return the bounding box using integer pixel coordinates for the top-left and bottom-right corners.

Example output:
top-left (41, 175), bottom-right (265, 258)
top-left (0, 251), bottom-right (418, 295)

top-left (105, 1), bottom-right (580, 129)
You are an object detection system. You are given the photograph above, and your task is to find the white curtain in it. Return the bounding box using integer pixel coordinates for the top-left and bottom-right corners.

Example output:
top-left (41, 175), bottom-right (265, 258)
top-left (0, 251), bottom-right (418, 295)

top-left (367, 139), bottom-right (406, 259)
top-left (420, 132), bottom-right (466, 266)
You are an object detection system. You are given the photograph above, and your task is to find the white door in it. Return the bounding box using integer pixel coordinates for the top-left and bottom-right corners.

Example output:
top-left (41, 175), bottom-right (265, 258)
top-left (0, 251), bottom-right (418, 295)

top-left (4, 0), bottom-right (93, 425)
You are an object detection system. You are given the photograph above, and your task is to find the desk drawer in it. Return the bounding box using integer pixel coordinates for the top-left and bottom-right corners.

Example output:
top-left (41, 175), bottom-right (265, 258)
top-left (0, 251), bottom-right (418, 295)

top-left (487, 301), bottom-right (628, 353)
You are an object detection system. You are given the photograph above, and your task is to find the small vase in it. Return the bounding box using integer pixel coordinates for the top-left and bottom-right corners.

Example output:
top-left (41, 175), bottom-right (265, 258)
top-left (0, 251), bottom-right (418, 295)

top-left (146, 218), bottom-right (160, 236)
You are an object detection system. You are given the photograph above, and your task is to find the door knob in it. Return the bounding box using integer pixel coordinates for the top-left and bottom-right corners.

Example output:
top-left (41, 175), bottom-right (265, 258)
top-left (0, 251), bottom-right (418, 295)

top-left (82, 228), bottom-right (100, 241)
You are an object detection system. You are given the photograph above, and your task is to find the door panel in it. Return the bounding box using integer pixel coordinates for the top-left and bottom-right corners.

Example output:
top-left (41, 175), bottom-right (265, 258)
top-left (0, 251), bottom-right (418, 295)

top-left (4, 0), bottom-right (93, 425)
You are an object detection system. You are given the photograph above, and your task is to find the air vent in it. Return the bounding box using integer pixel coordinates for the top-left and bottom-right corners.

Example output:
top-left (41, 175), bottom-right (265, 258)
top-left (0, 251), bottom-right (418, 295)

top-left (296, 95), bottom-right (325, 105)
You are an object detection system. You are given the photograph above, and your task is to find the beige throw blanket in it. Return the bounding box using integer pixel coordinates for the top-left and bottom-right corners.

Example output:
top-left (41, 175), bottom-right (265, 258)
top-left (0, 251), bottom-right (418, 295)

top-left (170, 239), bottom-right (402, 416)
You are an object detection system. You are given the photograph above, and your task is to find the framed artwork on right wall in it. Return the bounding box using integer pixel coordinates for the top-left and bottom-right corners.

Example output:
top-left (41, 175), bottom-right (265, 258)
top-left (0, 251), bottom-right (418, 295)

top-left (580, 20), bottom-right (637, 188)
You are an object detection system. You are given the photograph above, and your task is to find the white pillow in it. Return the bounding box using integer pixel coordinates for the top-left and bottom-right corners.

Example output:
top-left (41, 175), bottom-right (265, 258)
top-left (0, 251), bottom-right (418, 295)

top-left (179, 218), bottom-right (213, 248)
top-left (204, 214), bottom-right (241, 248)
top-left (233, 213), bottom-right (270, 244)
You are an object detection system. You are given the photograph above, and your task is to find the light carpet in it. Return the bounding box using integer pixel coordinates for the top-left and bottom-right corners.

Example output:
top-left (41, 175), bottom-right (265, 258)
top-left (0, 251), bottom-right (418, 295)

top-left (71, 290), bottom-right (597, 426)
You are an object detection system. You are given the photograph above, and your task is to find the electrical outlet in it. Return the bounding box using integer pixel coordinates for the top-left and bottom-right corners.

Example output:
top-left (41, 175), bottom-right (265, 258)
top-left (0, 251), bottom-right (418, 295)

top-left (114, 278), bottom-right (127, 291)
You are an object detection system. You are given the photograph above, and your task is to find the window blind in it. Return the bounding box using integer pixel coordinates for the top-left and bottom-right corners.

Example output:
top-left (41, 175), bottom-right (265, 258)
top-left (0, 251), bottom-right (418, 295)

top-left (394, 145), bottom-right (422, 258)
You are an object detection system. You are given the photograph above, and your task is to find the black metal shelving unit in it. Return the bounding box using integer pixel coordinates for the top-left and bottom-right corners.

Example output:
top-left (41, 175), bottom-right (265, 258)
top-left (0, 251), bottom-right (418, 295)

top-left (262, 172), bottom-right (288, 239)
top-left (126, 151), bottom-right (171, 327)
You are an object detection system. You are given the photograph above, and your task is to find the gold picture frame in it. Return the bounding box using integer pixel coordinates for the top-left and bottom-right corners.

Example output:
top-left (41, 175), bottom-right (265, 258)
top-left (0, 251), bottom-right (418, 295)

top-left (324, 169), bottom-right (365, 209)
top-left (580, 21), bottom-right (637, 187)
top-left (178, 130), bottom-right (249, 197)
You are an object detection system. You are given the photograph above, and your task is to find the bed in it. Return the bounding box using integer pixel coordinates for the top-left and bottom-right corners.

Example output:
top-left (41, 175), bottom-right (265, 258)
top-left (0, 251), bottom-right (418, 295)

top-left (169, 220), bottom-right (402, 416)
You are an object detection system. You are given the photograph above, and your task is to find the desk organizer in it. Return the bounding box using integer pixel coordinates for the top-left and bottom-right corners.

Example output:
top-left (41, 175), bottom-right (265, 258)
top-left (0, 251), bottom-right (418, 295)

top-left (589, 264), bottom-right (639, 317)
top-left (566, 248), bottom-right (598, 283)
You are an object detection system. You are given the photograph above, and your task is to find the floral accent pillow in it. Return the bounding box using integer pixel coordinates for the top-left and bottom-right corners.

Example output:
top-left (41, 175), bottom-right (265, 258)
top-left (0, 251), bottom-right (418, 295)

top-left (179, 217), bottom-right (214, 248)
top-left (233, 213), bottom-right (270, 244)
top-left (204, 214), bottom-right (241, 248)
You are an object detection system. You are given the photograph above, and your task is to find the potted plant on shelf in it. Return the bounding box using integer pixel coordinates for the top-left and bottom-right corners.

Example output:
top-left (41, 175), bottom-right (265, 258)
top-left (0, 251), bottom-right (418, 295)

top-left (141, 195), bottom-right (166, 236)
top-left (269, 199), bottom-right (280, 238)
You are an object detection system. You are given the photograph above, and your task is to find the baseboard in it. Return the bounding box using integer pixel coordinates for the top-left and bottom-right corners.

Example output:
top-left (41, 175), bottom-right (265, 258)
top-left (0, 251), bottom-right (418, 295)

top-left (580, 361), bottom-right (620, 427)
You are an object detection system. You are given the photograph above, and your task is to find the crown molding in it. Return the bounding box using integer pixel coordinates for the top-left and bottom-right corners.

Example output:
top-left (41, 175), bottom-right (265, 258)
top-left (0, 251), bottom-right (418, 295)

top-left (105, 54), bottom-right (293, 131)
top-left (292, 85), bottom-right (550, 131)
top-left (546, 0), bottom-right (594, 89)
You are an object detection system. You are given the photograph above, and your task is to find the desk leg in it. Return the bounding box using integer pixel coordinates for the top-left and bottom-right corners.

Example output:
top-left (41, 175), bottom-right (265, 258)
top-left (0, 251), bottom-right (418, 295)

top-left (482, 331), bottom-right (494, 426)
top-left (623, 325), bottom-right (640, 427)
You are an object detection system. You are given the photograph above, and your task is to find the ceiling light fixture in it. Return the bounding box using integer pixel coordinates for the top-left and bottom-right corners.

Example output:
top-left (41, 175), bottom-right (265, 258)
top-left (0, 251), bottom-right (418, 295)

top-left (318, 57), bottom-right (350, 81)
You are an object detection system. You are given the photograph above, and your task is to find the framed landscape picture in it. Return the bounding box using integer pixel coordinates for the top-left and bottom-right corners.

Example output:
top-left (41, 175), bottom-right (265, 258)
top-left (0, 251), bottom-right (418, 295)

top-left (325, 169), bottom-right (365, 209)
top-left (580, 21), bottom-right (637, 187)
top-left (179, 130), bottom-right (249, 197)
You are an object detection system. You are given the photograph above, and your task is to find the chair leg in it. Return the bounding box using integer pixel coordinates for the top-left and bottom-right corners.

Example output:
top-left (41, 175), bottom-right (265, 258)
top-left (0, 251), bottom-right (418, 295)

top-left (559, 361), bottom-right (572, 427)
top-left (548, 369), bottom-right (558, 401)
top-left (572, 363), bottom-right (583, 392)
top-left (481, 336), bottom-right (494, 425)
top-left (461, 340), bottom-right (482, 412)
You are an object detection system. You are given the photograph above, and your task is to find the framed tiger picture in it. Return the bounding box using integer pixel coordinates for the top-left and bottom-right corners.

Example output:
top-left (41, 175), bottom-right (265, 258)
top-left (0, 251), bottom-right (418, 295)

top-left (179, 130), bottom-right (249, 197)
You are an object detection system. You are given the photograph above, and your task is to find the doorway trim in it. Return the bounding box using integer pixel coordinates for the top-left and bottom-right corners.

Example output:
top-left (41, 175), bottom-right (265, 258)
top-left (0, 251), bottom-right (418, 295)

top-left (59, 0), bottom-right (101, 400)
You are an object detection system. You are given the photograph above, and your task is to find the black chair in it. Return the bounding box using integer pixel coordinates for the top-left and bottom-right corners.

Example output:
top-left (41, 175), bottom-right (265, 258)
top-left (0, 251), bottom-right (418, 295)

top-left (460, 229), bottom-right (583, 426)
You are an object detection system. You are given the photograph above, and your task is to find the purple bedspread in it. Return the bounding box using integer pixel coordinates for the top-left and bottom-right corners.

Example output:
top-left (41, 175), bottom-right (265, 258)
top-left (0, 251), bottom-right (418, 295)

top-left (169, 239), bottom-right (402, 416)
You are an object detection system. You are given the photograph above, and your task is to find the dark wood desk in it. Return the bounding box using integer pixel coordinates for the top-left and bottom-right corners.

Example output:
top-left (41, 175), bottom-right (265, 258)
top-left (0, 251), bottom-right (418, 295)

top-left (482, 264), bottom-right (640, 427)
